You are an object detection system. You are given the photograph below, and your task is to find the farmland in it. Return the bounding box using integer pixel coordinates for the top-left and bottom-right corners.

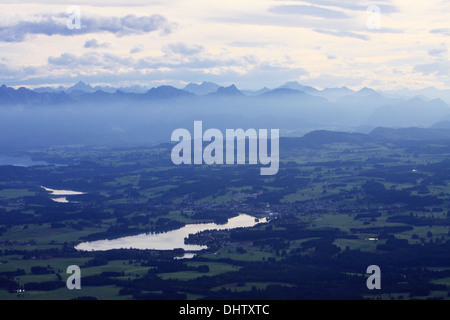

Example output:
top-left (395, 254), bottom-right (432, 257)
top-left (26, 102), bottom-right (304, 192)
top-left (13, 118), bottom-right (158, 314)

top-left (1, 134), bottom-right (450, 300)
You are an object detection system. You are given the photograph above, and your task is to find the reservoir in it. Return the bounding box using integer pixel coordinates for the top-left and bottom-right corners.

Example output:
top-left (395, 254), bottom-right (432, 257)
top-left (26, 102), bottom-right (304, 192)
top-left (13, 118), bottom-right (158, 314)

top-left (75, 214), bottom-right (267, 252)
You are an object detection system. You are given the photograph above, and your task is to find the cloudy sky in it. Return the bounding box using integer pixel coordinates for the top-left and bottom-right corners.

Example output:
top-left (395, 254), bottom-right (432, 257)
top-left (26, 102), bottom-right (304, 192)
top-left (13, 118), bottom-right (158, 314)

top-left (0, 0), bottom-right (449, 90)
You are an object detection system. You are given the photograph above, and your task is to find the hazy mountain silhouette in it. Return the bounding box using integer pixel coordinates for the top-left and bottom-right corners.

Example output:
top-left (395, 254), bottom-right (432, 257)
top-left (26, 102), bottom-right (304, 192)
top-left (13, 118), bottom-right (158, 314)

top-left (366, 98), bottom-right (449, 127)
top-left (383, 87), bottom-right (450, 105)
top-left (208, 84), bottom-right (244, 97)
top-left (300, 130), bottom-right (371, 145)
top-left (242, 87), bottom-right (271, 96)
top-left (279, 81), bottom-right (318, 94)
top-left (0, 85), bottom-right (72, 105)
top-left (293, 127), bottom-right (450, 147)
top-left (261, 88), bottom-right (304, 97)
top-left (2, 81), bottom-right (450, 148)
top-left (369, 127), bottom-right (450, 141)
top-left (144, 86), bottom-right (193, 99)
top-left (66, 81), bottom-right (96, 94)
top-left (33, 82), bottom-right (149, 94)
top-left (311, 86), bottom-right (355, 101)
top-left (430, 120), bottom-right (450, 129)
top-left (184, 82), bottom-right (220, 95)
top-left (33, 86), bottom-right (66, 94)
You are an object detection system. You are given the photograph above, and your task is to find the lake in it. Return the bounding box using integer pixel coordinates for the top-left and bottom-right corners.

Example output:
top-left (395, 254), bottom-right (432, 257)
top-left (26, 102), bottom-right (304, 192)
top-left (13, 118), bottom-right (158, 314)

top-left (75, 214), bottom-right (267, 253)
top-left (41, 186), bottom-right (86, 203)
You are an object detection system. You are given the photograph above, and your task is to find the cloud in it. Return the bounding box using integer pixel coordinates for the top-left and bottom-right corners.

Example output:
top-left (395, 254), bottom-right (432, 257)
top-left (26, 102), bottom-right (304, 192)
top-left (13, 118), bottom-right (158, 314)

top-left (227, 41), bottom-right (268, 48)
top-left (84, 39), bottom-right (110, 49)
top-left (366, 27), bottom-right (404, 34)
top-left (300, 72), bottom-right (367, 89)
top-left (0, 13), bottom-right (173, 42)
top-left (130, 46), bottom-right (144, 54)
top-left (313, 29), bottom-right (369, 40)
top-left (1, 0), bottom-right (446, 91)
top-left (0, 61), bottom-right (38, 81)
top-left (0, 0), bottom-right (170, 6)
top-left (47, 51), bottom-right (239, 71)
top-left (41, 49), bottom-right (308, 89)
top-left (268, 5), bottom-right (349, 19)
top-left (163, 43), bottom-right (205, 56)
top-left (414, 61), bottom-right (450, 76)
top-left (48, 52), bottom-right (133, 69)
top-left (428, 44), bottom-right (448, 57)
top-left (278, 0), bottom-right (399, 14)
top-left (48, 53), bottom-right (78, 66)
top-left (430, 28), bottom-right (450, 36)
top-left (216, 2), bottom-right (401, 40)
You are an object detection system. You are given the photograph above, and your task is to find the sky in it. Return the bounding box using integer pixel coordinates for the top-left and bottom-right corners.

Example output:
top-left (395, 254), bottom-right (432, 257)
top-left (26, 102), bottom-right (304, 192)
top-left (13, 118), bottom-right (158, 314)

top-left (0, 0), bottom-right (449, 91)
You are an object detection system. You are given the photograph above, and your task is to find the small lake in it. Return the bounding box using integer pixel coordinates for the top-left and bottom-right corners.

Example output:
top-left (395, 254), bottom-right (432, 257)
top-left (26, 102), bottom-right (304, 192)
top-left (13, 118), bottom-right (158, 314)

top-left (41, 186), bottom-right (85, 203)
top-left (0, 154), bottom-right (50, 167)
top-left (75, 214), bottom-right (267, 252)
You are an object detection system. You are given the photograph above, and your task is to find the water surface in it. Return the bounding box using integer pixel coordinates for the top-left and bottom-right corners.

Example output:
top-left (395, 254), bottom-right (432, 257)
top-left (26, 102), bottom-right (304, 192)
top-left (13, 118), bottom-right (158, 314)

top-left (76, 214), bottom-right (267, 252)
top-left (41, 186), bottom-right (85, 203)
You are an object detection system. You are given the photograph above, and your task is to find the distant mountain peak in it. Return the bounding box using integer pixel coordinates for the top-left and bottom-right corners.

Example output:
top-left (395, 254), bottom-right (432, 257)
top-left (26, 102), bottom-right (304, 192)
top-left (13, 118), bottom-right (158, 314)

top-left (67, 81), bottom-right (95, 94)
top-left (0, 84), bottom-right (17, 93)
top-left (283, 81), bottom-right (302, 87)
top-left (213, 84), bottom-right (244, 96)
top-left (0, 84), bottom-right (73, 105)
top-left (73, 81), bottom-right (90, 88)
top-left (184, 82), bottom-right (220, 95)
top-left (430, 98), bottom-right (447, 106)
top-left (279, 81), bottom-right (317, 93)
top-left (357, 87), bottom-right (378, 95)
top-left (0, 84), bottom-right (11, 93)
top-left (145, 85), bottom-right (192, 99)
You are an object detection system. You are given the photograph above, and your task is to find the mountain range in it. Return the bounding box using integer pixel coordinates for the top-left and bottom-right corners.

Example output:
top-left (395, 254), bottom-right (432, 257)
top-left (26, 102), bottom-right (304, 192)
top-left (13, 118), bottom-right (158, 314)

top-left (3, 80), bottom-right (449, 105)
top-left (1, 80), bottom-right (450, 148)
